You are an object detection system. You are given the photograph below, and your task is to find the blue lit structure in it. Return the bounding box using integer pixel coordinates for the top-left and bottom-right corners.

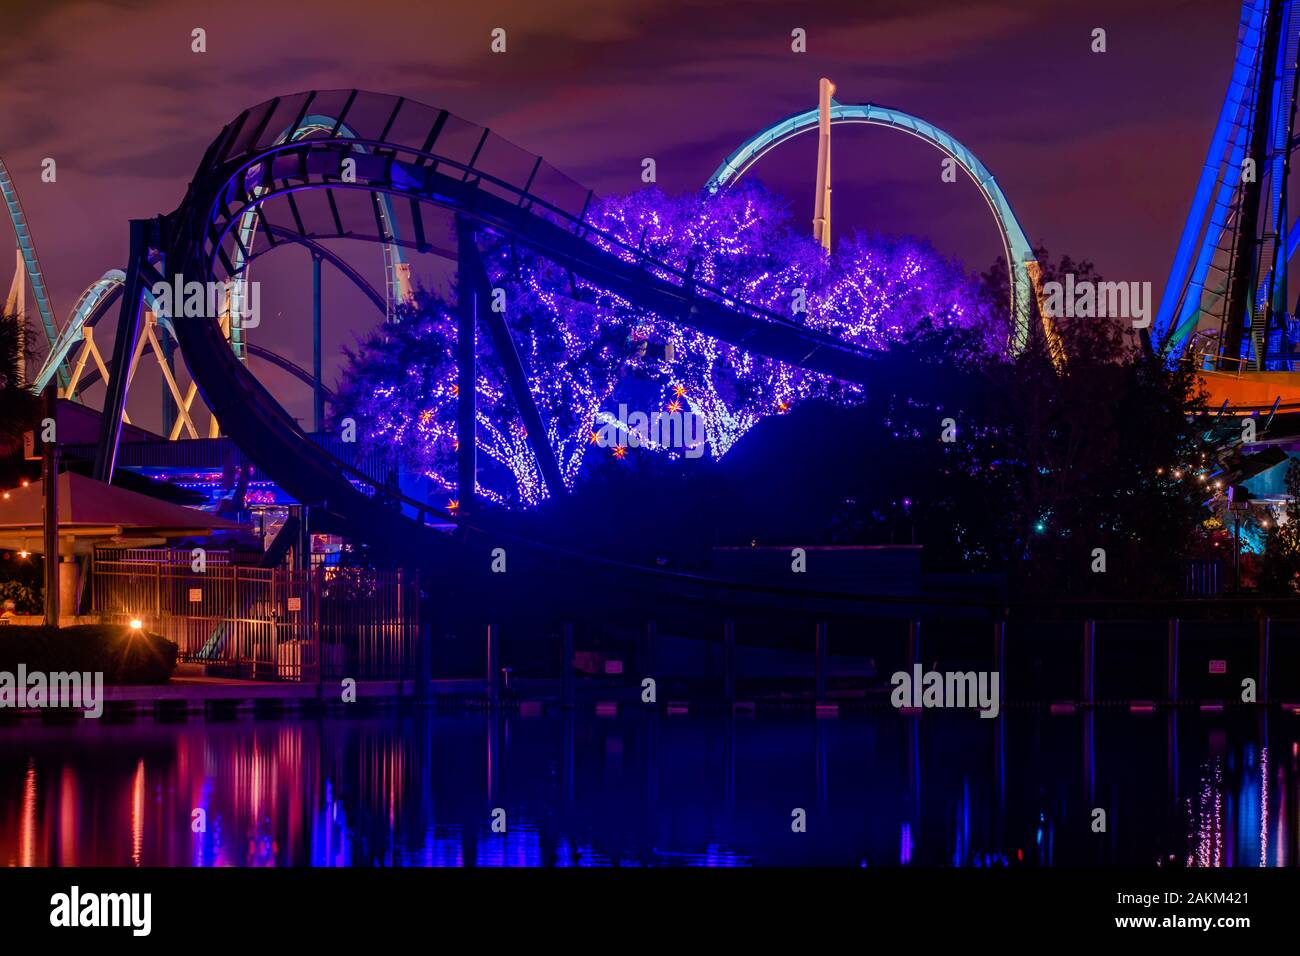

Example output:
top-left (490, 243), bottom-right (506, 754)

top-left (1156, 0), bottom-right (1300, 369)
top-left (79, 89), bottom-right (888, 552)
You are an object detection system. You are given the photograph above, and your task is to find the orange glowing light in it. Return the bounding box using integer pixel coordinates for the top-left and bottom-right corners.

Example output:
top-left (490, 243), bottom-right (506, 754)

top-left (447, 499), bottom-right (460, 513)
top-left (777, 401), bottom-right (790, 413)
top-left (667, 400), bottom-right (682, 414)
top-left (672, 384), bottom-right (686, 398)
top-left (612, 445), bottom-right (627, 459)
top-left (450, 383), bottom-right (460, 397)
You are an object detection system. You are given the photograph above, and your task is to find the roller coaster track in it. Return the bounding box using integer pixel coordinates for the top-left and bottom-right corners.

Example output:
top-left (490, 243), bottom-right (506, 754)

top-left (226, 113), bottom-right (413, 360)
top-left (9, 88), bottom-right (1035, 566)
top-left (0, 156), bottom-right (67, 388)
top-left (244, 343), bottom-right (337, 402)
top-left (91, 89), bottom-right (884, 552)
top-left (11, 124), bottom-right (404, 408)
top-left (26, 223), bottom-right (385, 412)
top-left (1156, 0), bottom-right (1300, 367)
top-left (14, 88), bottom-right (1033, 445)
top-left (708, 99), bottom-right (1041, 354)
top-left (63, 341), bottom-right (336, 406)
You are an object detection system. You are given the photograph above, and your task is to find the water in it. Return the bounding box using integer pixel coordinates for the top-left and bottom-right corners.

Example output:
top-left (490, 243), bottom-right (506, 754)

top-left (1, 709), bottom-right (1295, 866)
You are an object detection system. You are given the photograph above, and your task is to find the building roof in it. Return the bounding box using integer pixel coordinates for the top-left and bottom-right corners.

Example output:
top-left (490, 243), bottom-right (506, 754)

top-left (0, 471), bottom-right (245, 553)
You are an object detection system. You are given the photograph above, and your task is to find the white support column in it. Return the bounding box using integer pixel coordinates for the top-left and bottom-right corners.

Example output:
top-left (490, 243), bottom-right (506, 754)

top-left (812, 77), bottom-right (835, 253)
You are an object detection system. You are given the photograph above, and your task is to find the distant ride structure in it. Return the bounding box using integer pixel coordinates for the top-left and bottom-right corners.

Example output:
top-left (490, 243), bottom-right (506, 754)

top-left (3, 82), bottom-right (1053, 555)
top-left (707, 79), bottom-right (1047, 357)
top-left (1156, 0), bottom-right (1300, 412)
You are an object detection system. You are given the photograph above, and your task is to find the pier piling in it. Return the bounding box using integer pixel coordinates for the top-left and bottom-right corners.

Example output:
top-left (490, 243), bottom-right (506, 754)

top-left (724, 619), bottom-right (736, 704)
top-left (1082, 620), bottom-right (1096, 706)
top-left (993, 619), bottom-right (1006, 704)
top-left (562, 622), bottom-right (575, 709)
top-left (643, 619), bottom-right (657, 681)
top-left (487, 623), bottom-right (500, 707)
top-left (1259, 617), bottom-right (1271, 704)
top-left (1166, 618), bottom-right (1179, 703)
top-left (814, 620), bottom-right (828, 702)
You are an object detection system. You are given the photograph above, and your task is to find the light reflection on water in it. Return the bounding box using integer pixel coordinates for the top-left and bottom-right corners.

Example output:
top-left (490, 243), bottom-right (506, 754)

top-left (1, 711), bottom-right (1296, 867)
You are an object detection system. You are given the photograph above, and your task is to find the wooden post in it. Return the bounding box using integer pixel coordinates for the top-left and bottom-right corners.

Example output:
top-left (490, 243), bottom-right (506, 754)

top-left (487, 623), bottom-right (500, 706)
top-left (815, 620), bottom-right (828, 702)
top-left (1166, 618), bottom-right (1179, 704)
top-left (561, 622), bottom-right (575, 709)
top-left (1082, 619), bottom-right (1096, 706)
top-left (993, 619), bottom-right (1006, 705)
top-left (418, 620), bottom-right (432, 698)
top-left (643, 619), bottom-right (657, 679)
top-left (723, 619), bottom-right (736, 704)
top-left (1258, 617), bottom-right (1271, 705)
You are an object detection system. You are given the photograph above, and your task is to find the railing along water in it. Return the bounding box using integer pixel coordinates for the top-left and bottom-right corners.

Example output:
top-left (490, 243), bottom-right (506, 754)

top-left (91, 557), bottom-right (419, 682)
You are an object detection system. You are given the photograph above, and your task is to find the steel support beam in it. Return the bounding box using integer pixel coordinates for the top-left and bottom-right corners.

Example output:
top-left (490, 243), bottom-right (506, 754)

top-left (42, 384), bottom-right (59, 627)
top-left (456, 218), bottom-right (478, 512)
top-left (312, 252), bottom-right (324, 432)
top-left (160, 332), bottom-right (177, 438)
top-left (458, 220), bottom-right (567, 500)
top-left (93, 219), bottom-right (154, 483)
top-left (1222, 0), bottom-right (1284, 366)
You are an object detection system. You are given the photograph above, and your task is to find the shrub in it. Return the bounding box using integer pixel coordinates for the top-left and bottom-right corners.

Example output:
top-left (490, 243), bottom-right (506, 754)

top-left (0, 625), bottom-right (177, 684)
top-left (0, 580), bottom-right (41, 613)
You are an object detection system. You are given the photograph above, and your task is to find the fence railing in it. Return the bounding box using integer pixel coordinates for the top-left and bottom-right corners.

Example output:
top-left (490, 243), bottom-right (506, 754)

top-left (1183, 559), bottom-right (1222, 598)
top-left (91, 558), bottom-right (420, 682)
top-left (97, 548), bottom-right (232, 566)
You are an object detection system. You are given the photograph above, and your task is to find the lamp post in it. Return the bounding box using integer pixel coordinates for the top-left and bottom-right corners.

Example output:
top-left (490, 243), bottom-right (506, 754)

top-left (1228, 494), bottom-right (1250, 593)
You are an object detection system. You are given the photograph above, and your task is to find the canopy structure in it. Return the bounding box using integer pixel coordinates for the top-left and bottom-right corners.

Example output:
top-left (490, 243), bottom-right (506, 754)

top-left (0, 471), bottom-right (245, 555)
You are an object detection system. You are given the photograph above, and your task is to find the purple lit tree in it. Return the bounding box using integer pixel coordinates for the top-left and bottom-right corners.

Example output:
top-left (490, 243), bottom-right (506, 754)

top-left (333, 182), bottom-right (998, 509)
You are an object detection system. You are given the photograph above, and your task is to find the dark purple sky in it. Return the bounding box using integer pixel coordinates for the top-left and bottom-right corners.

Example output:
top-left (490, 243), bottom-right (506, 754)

top-left (0, 0), bottom-right (1242, 430)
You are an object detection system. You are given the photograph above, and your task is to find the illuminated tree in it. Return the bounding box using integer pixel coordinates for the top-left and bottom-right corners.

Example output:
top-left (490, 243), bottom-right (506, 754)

top-left (1260, 459), bottom-right (1300, 593)
top-left (333, 183), bottom-right (997, 508)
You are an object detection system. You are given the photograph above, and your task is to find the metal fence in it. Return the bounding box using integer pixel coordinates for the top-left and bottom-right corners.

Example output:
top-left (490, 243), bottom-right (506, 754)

top-left (91, 558), bottom-right (420, 682)
top-left (97, 548), bottom-right (233, 566)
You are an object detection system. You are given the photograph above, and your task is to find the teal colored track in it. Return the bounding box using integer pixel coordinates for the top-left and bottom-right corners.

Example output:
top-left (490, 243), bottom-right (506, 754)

top-left (25, 113), bottom-right (405, 394)
top-left (707, 100), bottom-right (1038, 353)
top-left (0, 156), bottom-right (68, 388)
